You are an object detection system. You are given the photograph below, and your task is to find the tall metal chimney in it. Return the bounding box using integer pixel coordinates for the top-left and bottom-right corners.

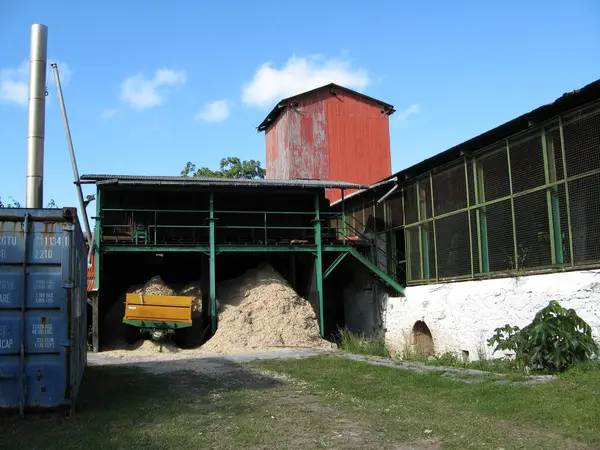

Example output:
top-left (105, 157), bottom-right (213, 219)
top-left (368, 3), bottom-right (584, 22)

top-left (26, 24), bottom-right (48, 208)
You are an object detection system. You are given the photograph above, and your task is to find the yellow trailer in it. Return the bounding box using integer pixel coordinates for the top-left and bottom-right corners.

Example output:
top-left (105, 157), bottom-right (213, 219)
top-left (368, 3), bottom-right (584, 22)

top-left (123, 293), bottom-right (193, 349)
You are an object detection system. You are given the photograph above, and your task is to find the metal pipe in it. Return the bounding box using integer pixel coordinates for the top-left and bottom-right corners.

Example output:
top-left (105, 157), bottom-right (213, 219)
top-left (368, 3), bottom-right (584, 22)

top-left (50, 63), bottom-right (93, 245)
top-left (26, 24), bottom-right (48, 208)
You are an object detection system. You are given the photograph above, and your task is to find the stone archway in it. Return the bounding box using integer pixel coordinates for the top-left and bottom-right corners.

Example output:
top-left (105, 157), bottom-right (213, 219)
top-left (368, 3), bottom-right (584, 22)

top-left (412, 320), bottom-right (434, 356)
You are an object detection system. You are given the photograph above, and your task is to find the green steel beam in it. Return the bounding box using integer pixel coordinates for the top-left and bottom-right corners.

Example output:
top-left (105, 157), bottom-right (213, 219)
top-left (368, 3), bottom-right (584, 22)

top-left (218, 246), bottom-right (316, 253)
top-left (94, 187), bottom-right (101, 289)
top-left (209, 192), bottom-right (217, 334)
top-left (324, 252), bottom-right (348, 279)
top-left (506, 139), bottom-right (520, 271)
top-left (559, 116), bottom-right (575, 266)
top-left (341, 189), bottom-right (347, 244)
top-left (542, 128), bottom-right (564, 265)
top-left (464, 158), bottom-right (474, 277)
top-left (347, 248), bottom-right (405, 295)
top-left (429, 172), bottom-right (439, 281)
top-left (314, 194), bottom-right (325, 337)
top-left (102, 246), bottom-right (210, 253)
top-left (92, 186), bottom-right (101, 354)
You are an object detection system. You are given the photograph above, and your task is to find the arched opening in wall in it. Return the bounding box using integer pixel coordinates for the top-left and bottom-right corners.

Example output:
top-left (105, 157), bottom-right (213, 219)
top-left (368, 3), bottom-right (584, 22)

top-left (412, 320), bottom-right (434, 356)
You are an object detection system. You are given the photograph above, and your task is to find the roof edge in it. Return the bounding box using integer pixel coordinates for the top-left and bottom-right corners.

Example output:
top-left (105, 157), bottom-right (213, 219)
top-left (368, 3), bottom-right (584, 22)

top-left (257, 83), bottom-right (395, 133)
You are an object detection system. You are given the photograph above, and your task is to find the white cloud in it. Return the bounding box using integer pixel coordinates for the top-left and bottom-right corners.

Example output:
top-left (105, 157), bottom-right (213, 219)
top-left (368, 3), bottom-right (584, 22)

top-left (396, 103), bottom-right (420, 122)
top-left (241, 55), bottom-right (370, 108)
top-left (0, 62), bottom-right (29, 106)
top-left (101, 108), bottom-right (117, 119)
top-left (120, 68), bottom-right (186, 110)
top-left (1, 60), bottom-right (72, 107)
top-left (195, 100), bottom-right (230, 122)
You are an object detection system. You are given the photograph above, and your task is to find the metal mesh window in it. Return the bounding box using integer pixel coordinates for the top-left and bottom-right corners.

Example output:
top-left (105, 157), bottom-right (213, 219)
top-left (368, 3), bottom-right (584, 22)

top-left (544, 124), bottom-right (565, 182)
top-left (417, 177), bottom-right (433, 220)
top-left (432, 163), bottom-right (467, 215)
top-left (568, 173), bottom-right (600, 265)
top-left (435, 212), bottom-right (471, 278)
top-left (563, 106), bottom-right (600, 177)
top-left (471, 199), bottom-right (514, 273)
top-left (470, 147), bottom-right (511, 204)
top-left (403, 184), bottom-right (418, 224)
top-left (386, 192), bottom-right (403, 229)
top-left (514, 190), bottom-right (553, 269)
top-left (406, 226), bottom-right (421, 281)
top-left (375, 201), bottom-right (386, 232)
top-left (510, 132), bottom-right (546, 193)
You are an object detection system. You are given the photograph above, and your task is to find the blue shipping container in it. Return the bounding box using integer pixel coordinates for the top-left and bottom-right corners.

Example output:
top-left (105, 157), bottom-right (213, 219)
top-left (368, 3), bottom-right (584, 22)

top-left (0, 208), bottom-right (87, 416)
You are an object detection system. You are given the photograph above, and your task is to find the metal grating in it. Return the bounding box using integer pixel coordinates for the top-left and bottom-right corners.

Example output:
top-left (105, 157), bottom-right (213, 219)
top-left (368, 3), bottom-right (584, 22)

top-left (435, 212), bottom-right (471, 278)
top-left (432, 163), bottom-right (467, 215)
top-left (361, 101), bottom-right (600, 285)
top-left (563, 107), bottom-right (600, 177)
top-left (514, 190), bottom-right (553, 269)
top-left (568, 173), bottom-right (600, 265)
top-left (509, 132), bottom-right (546, 194)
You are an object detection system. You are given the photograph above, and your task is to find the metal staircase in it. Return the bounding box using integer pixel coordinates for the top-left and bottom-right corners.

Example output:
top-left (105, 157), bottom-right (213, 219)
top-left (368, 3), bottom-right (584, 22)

top-left (330, 215), bottom-right (406, 296)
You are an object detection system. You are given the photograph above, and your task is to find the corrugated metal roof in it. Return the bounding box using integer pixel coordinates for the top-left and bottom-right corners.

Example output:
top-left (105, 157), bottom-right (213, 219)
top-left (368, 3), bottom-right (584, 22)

top-left (257, 83), bottom-right (395, 132)
top-left (79, 174), bottom-right (369, 190)
top-left (337, 78), bottom-right (600, 204)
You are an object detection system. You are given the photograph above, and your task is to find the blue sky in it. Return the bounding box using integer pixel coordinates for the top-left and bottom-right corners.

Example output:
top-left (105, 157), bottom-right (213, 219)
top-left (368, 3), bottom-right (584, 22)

top-left (1, 0), bottom-right (599, 208)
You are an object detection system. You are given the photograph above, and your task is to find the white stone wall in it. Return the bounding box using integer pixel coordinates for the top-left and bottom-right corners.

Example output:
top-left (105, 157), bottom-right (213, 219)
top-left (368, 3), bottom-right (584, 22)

top-left (384, 270), bottom-right (600, 360)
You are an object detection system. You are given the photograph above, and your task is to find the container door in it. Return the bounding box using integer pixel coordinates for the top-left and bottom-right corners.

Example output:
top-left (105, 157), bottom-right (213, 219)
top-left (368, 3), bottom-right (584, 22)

top-left (0, 214), bottom-right (73, 409)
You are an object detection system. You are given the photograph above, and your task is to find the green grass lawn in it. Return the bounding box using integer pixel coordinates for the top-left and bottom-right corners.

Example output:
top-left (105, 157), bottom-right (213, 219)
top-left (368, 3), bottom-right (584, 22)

top-left (1, 356), bottom-right (598, 449)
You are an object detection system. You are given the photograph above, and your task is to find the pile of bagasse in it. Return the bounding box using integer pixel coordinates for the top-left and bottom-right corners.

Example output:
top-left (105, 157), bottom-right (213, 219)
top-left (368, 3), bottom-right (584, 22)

top-left (103, 262), bottom-right (335, 355)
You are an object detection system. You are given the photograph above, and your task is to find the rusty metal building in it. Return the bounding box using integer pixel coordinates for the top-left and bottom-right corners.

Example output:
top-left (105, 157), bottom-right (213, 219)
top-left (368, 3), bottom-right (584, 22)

top-left (258, 84), bottom-right (395, 204)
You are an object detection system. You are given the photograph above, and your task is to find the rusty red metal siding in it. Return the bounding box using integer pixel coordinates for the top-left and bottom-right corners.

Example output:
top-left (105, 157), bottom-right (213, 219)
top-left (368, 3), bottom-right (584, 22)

top-left (265, 88), bottom-right (392, 203)
top-left (324, 92), bottom-right (392, 203)
top-left (265, 91), bottom-right (330, 181)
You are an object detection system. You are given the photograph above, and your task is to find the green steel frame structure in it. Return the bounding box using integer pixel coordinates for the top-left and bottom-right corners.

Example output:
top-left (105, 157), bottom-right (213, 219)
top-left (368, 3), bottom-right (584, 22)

top-left (339, 90), bottom-right (600, 287)
top-left (84, 176), bottom-right (405, 353)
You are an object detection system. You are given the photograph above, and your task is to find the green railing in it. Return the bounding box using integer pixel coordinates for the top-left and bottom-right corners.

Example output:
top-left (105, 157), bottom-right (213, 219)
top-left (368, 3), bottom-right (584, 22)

top-left (99, 208), bottom-right (345, 247)
top-left (331, 212), bottom-right (406, 282)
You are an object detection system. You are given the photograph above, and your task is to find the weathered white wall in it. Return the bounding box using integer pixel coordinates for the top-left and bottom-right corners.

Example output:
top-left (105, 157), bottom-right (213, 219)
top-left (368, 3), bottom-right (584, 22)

top-left (384, 270), bottom-right (600, 360)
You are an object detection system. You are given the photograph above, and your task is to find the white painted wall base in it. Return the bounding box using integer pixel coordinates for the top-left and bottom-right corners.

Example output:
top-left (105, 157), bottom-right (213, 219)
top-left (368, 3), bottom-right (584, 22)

top-left (384, 270), bottom-right (600, 361)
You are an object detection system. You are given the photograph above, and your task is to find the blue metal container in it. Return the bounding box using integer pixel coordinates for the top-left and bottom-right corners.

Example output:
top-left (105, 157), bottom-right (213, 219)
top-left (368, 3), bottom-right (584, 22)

top-left (0, 208), bottom-right (87, 416)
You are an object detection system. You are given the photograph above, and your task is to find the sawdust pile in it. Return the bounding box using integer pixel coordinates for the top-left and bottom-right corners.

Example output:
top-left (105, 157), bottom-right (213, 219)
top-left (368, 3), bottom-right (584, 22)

top-left (177, 281), bottom-right (203, 318)
top-left (201, 262), bottom-right (336, 354)
top-left (103, 275), bottom-right (203, 347)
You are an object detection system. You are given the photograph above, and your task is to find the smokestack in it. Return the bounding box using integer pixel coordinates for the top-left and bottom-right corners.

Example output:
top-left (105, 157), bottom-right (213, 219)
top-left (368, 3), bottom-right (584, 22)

top-left (26, 24), bottom-right (48, 208)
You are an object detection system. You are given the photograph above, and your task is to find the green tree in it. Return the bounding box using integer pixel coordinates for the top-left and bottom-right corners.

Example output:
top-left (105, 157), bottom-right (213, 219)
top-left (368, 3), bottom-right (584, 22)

top-left (0, 197), bottom-right (58, 208)
top-left (181, 157), bottom-right (266, 179)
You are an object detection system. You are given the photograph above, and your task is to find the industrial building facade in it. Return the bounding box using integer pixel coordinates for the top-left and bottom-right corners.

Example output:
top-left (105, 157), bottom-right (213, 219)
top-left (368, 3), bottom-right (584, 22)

top-left (332, 79), bottom-right (600, 358)
top-left (259, 83), bottom-right (395, 204)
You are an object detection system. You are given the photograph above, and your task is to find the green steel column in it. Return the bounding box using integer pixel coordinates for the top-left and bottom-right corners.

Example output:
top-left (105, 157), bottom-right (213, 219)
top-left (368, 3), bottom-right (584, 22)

top-left (542, 128), bottom-right (564, 265)
top-left (559, 116), bottom-right (575, 266)
top-left (314, 193), bottom-right (325, 337)
top-left (464, 158), bottom-right (474, 278)
top-left (506, 140), bottom-right (520, 271)
top-left (92, 187), bottom-right (101, 353)
top-left (341, 189), bottom-right (347, 243)
top-left (209, 191), bottom-right (217, 333)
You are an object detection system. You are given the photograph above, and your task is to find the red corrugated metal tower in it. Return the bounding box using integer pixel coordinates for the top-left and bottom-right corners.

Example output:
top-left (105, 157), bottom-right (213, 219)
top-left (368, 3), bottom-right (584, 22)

top-left (258, 83), bottom-right (395, 204)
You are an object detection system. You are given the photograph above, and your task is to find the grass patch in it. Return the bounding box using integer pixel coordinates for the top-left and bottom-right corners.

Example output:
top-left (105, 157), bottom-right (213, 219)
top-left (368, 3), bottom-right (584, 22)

top-left (253, 355), bottom-right (600, 449)
top-left (336, 327), bottom-right (389, 357)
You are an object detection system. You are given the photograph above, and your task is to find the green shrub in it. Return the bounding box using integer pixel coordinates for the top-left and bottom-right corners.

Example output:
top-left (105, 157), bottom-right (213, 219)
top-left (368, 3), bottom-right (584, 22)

top-left (337, 327), bottom-right (389, 358)
top-left (488, 301), bottom-right (598, 374)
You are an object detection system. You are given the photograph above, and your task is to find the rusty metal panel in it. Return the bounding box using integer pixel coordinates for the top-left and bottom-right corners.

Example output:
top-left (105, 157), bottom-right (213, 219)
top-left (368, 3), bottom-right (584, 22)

top-left (325, 91), bottom-right (392, 203)
top-left (0, 208), bottom-right (87, 414)
top-left (265, 112), bottom-right (291, 179)
top-left (287, 93), bottom-right (329, 180)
